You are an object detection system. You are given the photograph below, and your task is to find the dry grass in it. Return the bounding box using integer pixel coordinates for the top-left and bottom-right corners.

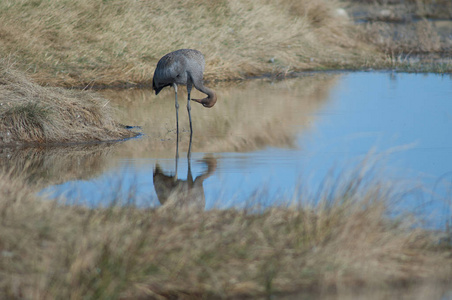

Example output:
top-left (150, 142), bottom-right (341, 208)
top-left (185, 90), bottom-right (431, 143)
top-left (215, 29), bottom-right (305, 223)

top-left (347, 0), bottom-right (452, 20)
top-left (349, 1), bottom-right (452, 55)
top-left (0, 60), bottom-right (136, 145)
top-left (360, 19), bottom-right (443, 54)
top-left (0, 162), bottom-right (450, 299)
top-left (346, 0), bottom-right (452, 72)
top-left (0, 0), bottom-right (450, 88)
top-left (0, 0), bottom-right (378, 87)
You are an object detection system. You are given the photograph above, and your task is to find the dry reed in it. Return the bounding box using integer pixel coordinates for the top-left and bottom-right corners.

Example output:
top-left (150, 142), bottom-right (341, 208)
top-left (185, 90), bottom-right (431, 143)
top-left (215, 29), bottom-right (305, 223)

top-left (0, 161), bottom-right (450, 299)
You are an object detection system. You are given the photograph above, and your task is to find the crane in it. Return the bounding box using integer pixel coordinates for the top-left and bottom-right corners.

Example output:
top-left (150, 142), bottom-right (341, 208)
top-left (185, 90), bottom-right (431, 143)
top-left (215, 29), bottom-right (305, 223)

top-left (152, 49), bottom-right (217, 139)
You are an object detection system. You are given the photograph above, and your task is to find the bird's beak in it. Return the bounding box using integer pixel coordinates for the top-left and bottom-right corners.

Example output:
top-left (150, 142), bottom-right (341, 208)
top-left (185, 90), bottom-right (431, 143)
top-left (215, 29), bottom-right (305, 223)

top-left (191, 98), bottom-right (203, 105)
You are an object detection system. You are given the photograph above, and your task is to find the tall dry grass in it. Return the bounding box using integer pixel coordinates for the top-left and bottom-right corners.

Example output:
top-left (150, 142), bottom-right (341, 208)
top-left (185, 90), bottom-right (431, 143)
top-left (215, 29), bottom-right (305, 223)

top-left (0, 162), bottom-right (450, 299)
top-left (0, 0), bottom-right (378, 86)
top-left (0, 60), bottom-right (136, 145)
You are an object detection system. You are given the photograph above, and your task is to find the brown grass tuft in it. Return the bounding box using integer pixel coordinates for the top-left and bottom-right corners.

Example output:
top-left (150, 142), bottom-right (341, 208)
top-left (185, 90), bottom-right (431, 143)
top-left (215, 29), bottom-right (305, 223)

top-left (0, 60), bottom-right (136, 145)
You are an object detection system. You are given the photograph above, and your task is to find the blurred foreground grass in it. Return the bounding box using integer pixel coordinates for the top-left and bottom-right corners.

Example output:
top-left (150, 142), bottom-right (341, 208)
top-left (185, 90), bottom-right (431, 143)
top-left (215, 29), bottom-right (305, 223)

top-left (0, 161), bottom-right (450, 299)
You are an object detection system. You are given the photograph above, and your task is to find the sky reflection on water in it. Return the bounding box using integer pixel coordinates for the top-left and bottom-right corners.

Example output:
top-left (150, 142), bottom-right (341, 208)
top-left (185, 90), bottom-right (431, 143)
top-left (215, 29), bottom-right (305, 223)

top-left (42, 72), bottom-right (452, 228)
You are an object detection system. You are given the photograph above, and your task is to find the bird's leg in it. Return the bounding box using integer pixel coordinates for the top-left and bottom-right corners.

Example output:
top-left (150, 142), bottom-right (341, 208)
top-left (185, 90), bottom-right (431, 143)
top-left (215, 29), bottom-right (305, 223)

top-left (188, 129), bottom-right (193, 160)
top-left (174, 83), bottom-right (179, 178)
top-left (187, 153), bottom-right (194, 184)
top-left (173, 83), bottom-right (179, 145)
top-left (187, 83), bottom-right (194, 159)
top-left (175, 143), bottom-right (179, 179)
top-left (187, 83), bottom-right (193, 138)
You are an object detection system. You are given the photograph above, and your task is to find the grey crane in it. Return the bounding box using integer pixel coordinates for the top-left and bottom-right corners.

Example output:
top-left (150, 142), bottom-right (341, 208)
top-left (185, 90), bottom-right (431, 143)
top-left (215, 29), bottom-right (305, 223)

top-left (152, 49), bottom-right (217, 139)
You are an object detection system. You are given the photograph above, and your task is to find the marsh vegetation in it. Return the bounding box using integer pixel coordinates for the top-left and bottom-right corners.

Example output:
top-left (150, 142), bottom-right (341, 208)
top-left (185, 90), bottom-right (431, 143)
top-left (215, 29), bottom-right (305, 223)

top-left (348, 0), bottom-right (452, 71)
top-left (0, 0), bottom-right (451, 299)
top-left (0, 0), bottom-right (378, 87)
top-left (1, 162), bottom-right (451, 299)
top-left (1, 71), bottom-right (450, 299)
top-left (0, 61), bottom-right (135, 146)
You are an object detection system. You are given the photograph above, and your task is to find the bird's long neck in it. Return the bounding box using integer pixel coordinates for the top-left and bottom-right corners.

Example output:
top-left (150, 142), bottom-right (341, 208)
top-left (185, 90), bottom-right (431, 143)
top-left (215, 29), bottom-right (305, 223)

top-left (192, 85), bottom-right (217, 108)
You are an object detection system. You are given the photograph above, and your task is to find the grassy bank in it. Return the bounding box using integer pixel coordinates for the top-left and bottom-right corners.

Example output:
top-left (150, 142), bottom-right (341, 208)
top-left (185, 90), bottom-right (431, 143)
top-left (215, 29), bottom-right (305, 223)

top-left (1, 163), bottom-right (450, 299)
top-left (0, 0), bottom-right (379, 87)
top-left (0, 61), bottom-right (135, 146)
top-left (0, 0), bottom-right (451, 88)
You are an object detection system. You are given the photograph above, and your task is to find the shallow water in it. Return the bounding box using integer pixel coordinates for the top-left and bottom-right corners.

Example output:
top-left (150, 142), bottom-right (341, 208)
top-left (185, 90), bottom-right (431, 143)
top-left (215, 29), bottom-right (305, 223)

top-left (31, 72), bottom-right (452, 228)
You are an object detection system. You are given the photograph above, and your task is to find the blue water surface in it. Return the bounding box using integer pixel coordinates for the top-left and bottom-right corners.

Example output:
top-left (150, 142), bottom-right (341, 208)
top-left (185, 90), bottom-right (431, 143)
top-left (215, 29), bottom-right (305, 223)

top-left (42, 72), bottom-right (452, 228)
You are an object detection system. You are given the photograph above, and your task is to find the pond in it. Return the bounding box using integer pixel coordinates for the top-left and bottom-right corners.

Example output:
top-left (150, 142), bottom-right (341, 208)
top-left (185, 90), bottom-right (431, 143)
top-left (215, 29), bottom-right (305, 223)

top-left (31, 72), bottom-right (452, 228)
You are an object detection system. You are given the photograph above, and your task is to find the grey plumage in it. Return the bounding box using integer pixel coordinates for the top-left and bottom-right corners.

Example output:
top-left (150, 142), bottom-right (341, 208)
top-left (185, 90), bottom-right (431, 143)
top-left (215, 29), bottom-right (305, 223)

top-left (152, 49), bottom-right (217, 137)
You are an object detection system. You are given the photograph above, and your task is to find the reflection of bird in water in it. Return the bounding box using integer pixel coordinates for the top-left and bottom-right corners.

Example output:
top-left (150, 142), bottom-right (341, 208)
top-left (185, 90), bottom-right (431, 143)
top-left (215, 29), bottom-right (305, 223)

top-left (152, 49), bottom-right (217, 138)
top-left (153, 156), bottom-right (217, 210)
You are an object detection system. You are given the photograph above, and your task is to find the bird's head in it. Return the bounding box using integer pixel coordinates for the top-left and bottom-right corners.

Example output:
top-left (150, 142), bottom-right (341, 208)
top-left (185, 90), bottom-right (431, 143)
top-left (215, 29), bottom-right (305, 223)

top-left (192, 92), bottom-right (217, 108)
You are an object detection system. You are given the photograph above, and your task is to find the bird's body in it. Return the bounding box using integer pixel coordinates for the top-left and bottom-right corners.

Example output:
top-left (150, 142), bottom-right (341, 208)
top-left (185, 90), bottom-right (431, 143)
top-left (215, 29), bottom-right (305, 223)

top-left (153, 49), bottom-right (205, 96)
top-left (152, 49), bottom-right (217, 139)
